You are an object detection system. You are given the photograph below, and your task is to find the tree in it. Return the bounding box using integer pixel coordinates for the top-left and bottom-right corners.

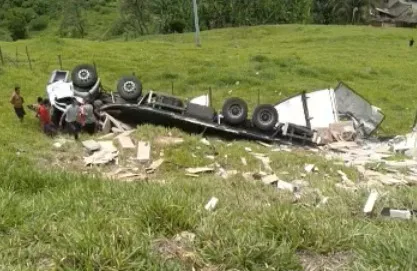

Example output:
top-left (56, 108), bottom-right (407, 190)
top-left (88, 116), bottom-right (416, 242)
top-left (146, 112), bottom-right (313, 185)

top-left (59, 0), bottom-right (87, 38)
top-left (119, 0), bottom-right (150, 37)
top-left (6, 8), bottom-right (29, 40)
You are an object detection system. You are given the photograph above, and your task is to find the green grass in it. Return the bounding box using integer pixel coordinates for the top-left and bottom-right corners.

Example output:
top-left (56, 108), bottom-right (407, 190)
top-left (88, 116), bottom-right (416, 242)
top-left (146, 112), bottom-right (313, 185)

top-left (1, 25), bottom-right (417, 270)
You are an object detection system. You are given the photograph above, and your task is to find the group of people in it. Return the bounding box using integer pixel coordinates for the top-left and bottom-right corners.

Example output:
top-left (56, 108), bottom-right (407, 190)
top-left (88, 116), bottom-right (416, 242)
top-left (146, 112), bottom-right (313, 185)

top-left (10, 85), bottom-right (98, 140)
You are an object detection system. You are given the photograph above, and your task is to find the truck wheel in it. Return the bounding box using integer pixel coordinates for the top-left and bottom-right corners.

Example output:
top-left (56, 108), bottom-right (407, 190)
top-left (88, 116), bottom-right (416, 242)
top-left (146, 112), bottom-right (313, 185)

top-left (222, 97), bottom-right (248, 125)
top-left (71, 64), bottom-right (98, 89)
top-left (117, 76), bottom-right (142, 101)
top-left (252, 104), bottom-right (278, 131)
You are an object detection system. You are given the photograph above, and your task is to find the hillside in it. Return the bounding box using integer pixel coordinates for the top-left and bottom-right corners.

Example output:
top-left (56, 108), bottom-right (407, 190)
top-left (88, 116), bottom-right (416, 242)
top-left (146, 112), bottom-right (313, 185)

top-left (1, 25), bottom-right (417, 270)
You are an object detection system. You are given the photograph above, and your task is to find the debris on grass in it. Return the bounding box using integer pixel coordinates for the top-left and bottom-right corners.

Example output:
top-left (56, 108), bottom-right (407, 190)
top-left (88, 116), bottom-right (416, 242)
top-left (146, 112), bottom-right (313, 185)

top-left (245, 147), bottom-right (252, 152)
top-left (204, 197), bottom-right (219, 211)
top-left (381, 208), bottom-right (413, 220)
top-left (277, 180), bottom-right (295, 192)
top-left (304, 164), bottom-right (317, 173)
top-left (155, 136), bottom-right (185, 146)
top-left (363, 190), bottom-right (379, 214)
top-left (200, 138), bottom-right (211, 146)
top-left (82, 140), bottom-right (101, 152)
top-left (146, 158), bottom-right (165, 174)
top-left (186, 167), bottom-right (215, 175)
top-left (117, 136), bottom-right (136, 149)
top-left (97, 133), bottom-right (115, 140)
top-left (241, 157), bottom-right (247, 166)
top-left (84, 141), bottom-right (119, 166)
top-left (253, 155), bottom-right (273, 172)
top-left (261, 174), bottom-right (280, 185)
top-left (137, 141), bottom-right (151, 163)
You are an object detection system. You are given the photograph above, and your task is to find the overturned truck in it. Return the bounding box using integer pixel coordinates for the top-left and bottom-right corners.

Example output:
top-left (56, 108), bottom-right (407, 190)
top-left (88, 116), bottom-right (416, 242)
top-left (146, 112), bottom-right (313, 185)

top-left (45, 63), bottom-right (384, 146)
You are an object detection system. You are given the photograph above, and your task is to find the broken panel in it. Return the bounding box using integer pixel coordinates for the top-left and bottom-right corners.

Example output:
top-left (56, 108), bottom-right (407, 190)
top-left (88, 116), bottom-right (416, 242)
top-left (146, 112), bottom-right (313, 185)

top-left (334, 82), bottom-right (385, 138)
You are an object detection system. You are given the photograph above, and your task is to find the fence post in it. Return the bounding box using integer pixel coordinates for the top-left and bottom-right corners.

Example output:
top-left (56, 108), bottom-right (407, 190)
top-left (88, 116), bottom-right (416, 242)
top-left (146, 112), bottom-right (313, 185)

top-left (0, 46), bottom-right (4, 65)
top-left (58, 55), bottom-right (63, 69)
top-left (171, 81), bottom-right (174, 95)
top-left (25, 46), bottom-right (32, 70)
top-left (15, 47), bottom-right (18, 66)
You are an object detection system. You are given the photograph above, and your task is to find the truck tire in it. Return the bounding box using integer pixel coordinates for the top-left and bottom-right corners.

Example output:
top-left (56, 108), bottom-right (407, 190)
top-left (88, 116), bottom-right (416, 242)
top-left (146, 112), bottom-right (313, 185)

top-left (71, 64), bottom-right (98, 89)
top-left (252, 104), bottom-right (278, 131)
top-left (117, 76), bottom-right (142, 101)
top-left (222, 97), bottom-right (248, 125)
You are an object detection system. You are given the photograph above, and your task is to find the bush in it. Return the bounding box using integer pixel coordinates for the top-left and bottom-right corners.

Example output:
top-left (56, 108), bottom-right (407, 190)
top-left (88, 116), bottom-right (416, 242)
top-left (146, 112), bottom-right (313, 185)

top-left (0, 28), bottom-right (12, 41)
top-left (107, 17), bottom-right (126, 37)
top-left (6, 11), bottom-right (29, 41)
top-left (29, 15), bottom-right (49, 31)
top-left (163, 19), bottom-right (186, 34)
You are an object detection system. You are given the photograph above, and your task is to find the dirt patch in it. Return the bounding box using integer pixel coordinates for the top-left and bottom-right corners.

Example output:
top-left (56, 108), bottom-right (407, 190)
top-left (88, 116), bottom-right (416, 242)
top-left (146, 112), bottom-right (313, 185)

top-left (298, 251), bottom-right (353, 271)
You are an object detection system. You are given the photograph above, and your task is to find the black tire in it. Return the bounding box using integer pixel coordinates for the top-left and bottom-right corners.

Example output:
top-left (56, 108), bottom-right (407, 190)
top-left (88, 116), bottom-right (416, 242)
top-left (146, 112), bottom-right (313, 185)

top-left (222, 97), bottom-right (248, 125)
top-left (117, 75), bottom-right (142, 101)
top-left (71, 64), bottom-right (98, 89)
top-left (252, 104), bottom-right (278, 131)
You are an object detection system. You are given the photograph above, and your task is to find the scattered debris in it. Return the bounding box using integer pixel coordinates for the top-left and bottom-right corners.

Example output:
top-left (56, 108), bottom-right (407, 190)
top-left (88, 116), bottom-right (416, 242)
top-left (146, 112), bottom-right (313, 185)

top-left (84, 141), bottom-right (118, 166)
top-left (204, 197), bottom-right (219, 211)
top-left (217, 168), bottom-right (238, 179)
top-left (82, 140), bottom-right (101, 152)
top-left (117, 136), bottom-right (136, 149)
top-left (292, 179), bottom-right (310, 190)
top-left (112, 127), bottom-right (124, 134)
top-left (205, 155), bottom-right (215, 160)
top-left (316, 197), bottom-right (329, 208)
top-left (304, 164), bottom-right (316, 173)
top-left (261, 174), bottom-right (280, 185)
top-left (146, 158), bottom-right (165, 174)
top-left (381, 208), bottom-right (413, 220)
top-left (253, 155), bottom-right (273, 172)
top-left (114, 130), bottom-right (135, 140)
top-left (97, 133), bottom-right (115, 140)
top-left (245, 147), bottom-right (252, 152)
top-left (186, 167), bottom-right (215, 175)
top-left (200, 138), bottom-right (211, 146)
top-left (155, 136), bottom-right (185, 146)
top-left (137, 141), bottom-right (151, 163)
top-left (277, 180), bottom-right (295, 192)
top-left (241, 157), bottom-right (247, 166)
top-left (329, 121), bottom-right (357, 142)
top-left (363, 190), bottom-right (379, 214)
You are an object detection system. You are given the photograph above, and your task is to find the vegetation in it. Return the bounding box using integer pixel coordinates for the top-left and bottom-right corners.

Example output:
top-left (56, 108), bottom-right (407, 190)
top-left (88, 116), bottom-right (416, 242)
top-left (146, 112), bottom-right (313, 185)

top-left (0, 0), bottom-right (385, 41)
top-left (0, 25), bottom-right (416, 269)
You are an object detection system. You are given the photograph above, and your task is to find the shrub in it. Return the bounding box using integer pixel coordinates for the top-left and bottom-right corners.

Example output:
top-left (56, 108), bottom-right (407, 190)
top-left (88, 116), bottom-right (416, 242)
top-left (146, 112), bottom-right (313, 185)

top-left (29, 15), bottom-right (49, 31)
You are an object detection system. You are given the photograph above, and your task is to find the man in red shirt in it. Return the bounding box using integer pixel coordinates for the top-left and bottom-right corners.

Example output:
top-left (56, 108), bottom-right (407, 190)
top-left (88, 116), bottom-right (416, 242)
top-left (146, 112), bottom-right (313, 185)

top-left (38, 99), bottom-right (57, 137)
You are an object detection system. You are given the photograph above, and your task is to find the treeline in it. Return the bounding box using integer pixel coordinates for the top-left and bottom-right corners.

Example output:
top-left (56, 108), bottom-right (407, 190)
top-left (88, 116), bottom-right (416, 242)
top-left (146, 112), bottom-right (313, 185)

top-left (0, 0), bottom-right (380, 41)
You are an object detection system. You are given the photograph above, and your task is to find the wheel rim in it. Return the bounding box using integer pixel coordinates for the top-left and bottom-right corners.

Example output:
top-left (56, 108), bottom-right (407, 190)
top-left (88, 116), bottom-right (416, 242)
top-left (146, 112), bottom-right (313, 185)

top-left (229, 104), bottom-right (242, 117)
top-left (78, 69), bottom-right (91, 82)
top-left (123, 81), bottom-right (136, 93)
top-left (257, 109), bottom-right (274, 126)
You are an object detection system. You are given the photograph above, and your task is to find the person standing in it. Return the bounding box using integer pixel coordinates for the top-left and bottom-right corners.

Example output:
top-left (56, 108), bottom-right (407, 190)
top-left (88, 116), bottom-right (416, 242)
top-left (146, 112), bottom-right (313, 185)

top-left (10, 85), bottom-right (25, 122)
top-left (59, 98), bottom-right (80, 140)
top-left (82, 102), bottom-right (96, 135)
top-left (38, 99), bottom-right (57, 137)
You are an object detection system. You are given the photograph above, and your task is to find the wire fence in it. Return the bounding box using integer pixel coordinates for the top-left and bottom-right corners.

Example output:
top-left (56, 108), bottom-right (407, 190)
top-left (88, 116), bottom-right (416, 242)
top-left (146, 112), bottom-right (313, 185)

top-left (0, 44), bottom-right (264, 104)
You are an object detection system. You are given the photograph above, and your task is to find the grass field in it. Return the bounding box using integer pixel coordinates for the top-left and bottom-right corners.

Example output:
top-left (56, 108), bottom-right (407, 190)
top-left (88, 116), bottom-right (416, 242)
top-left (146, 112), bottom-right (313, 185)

top-left (1, 25), bottom-right (417, 270)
